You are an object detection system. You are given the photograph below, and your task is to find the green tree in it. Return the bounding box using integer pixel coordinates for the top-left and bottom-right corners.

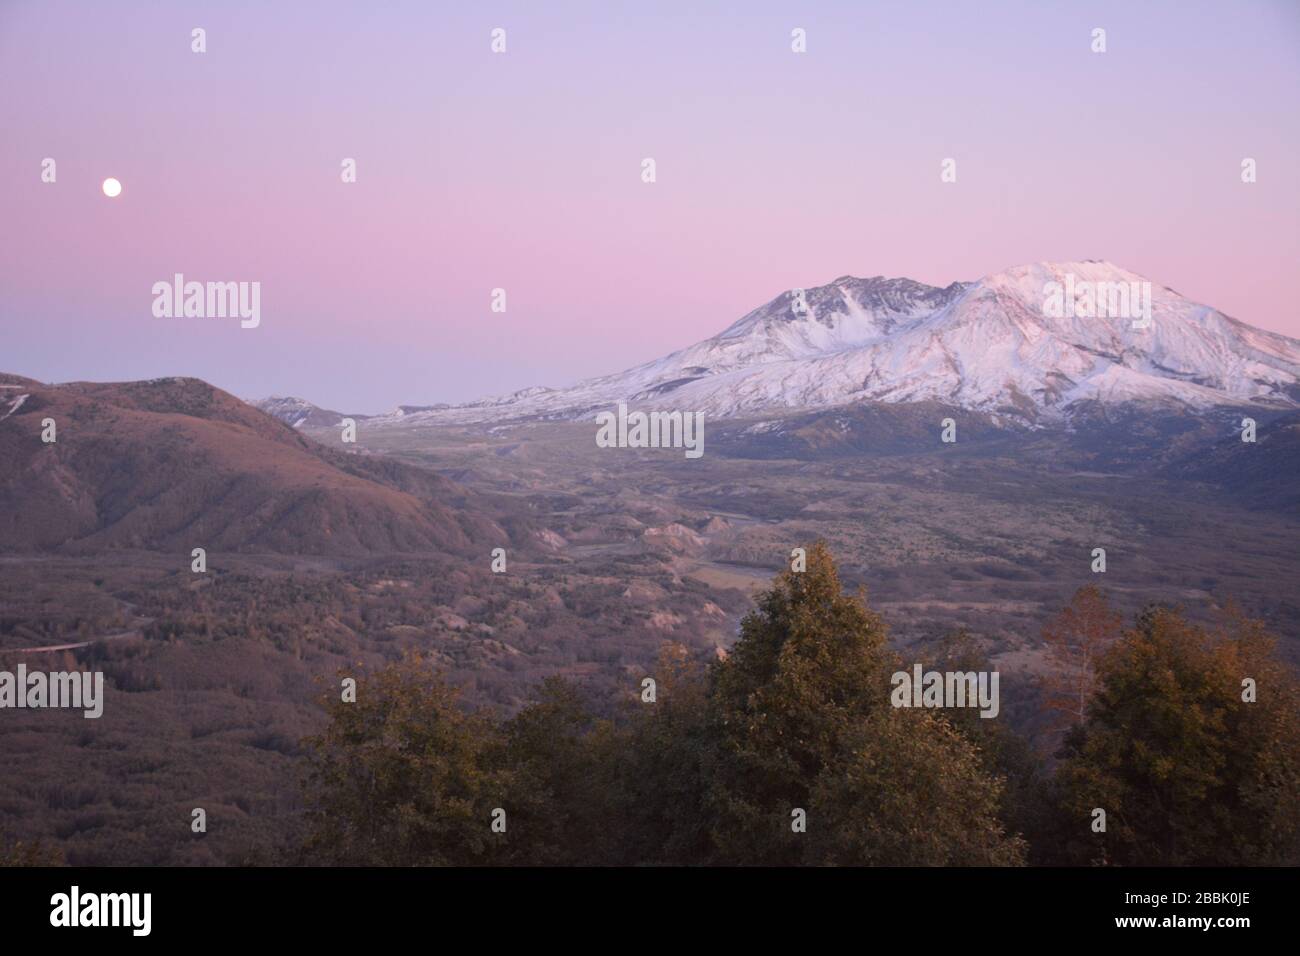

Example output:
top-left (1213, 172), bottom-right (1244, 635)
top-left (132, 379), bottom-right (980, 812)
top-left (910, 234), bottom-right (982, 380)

top-left (301, 653), bottom-right (501, 866)
top-left (1055, 605), bottom-right (1300, 865)
top-left (927, 629), bottom-right (1054, 862)
top-left (702, 541), bottom-right (1025, 865)
top-left (494, 676), bottom-right (615, 865)
top-left (807, 708), bottom-right (1025, 865)
top-left (603, 642), bottom-right (715, 865)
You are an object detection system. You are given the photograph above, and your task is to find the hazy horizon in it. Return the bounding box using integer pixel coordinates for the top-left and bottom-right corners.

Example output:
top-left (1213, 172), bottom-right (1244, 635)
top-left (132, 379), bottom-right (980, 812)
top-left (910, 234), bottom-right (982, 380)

top-left (3, 0), bottom-right (1299, 413)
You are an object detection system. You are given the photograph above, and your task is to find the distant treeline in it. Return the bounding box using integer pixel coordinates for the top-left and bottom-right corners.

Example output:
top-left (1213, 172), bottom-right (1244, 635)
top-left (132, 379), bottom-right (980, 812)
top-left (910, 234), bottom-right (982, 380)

top-left (295, 543), bottom-right (1300, 867)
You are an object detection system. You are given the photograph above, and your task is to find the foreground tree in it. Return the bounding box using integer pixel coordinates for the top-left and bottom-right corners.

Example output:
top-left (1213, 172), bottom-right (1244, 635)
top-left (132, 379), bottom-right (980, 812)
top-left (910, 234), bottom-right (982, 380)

top-left (1054, 606), bottom-right (1300, 865)
top-left (701, 542), bottom-right (1025, 865)
top-left (301, 654), bottom-right (500, 866)
top-left (493, 677), bottom-right (616, 865)
top-left (806, 708), bottom-right (1025, 865)
top-left (927, 629), bottom-right (1055, 862)
top-left (603, 643), bottom-right (715, 865)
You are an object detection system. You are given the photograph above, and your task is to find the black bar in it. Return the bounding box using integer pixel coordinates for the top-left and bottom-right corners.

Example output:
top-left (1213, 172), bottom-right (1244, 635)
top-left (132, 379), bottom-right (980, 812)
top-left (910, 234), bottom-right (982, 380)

top-left (0, 866), bottom-right (1286, 942)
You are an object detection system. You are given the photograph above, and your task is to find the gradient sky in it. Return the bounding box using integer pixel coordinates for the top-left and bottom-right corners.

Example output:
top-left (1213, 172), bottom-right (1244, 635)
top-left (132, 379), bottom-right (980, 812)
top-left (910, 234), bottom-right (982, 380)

top-left (2, 0), bottom-right (1298, 412)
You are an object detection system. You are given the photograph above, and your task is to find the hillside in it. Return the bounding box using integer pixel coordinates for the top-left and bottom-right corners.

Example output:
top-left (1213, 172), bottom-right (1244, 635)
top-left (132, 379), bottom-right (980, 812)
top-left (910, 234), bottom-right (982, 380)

top-left (0, 373), bottom-right (522, 555)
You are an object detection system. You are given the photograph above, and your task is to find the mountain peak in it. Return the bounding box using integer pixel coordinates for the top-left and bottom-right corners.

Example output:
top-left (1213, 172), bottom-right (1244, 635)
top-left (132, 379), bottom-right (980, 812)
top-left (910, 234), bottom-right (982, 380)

top-left (250, 395), bottom-right (361, 429)
top-left (363, 262), bottom-right (1300, 428)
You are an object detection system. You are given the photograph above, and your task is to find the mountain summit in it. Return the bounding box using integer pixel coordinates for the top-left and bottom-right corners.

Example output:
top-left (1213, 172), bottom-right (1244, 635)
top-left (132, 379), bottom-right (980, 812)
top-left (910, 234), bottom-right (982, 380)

top-left (373, 261), bottom-right (1300, 426)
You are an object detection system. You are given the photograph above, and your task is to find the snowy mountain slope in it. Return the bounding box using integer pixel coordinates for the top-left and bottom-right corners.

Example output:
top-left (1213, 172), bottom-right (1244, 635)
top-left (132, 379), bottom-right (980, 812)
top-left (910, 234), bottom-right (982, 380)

top-left (251, 396), bottom-right (366, 429)
top-left (369, 261), bottom-right (1300, 427)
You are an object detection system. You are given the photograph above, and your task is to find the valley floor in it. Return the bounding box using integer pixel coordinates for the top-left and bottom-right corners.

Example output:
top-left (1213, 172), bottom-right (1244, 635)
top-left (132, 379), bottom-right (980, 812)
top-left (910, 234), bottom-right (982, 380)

top-left (2, 420), bottom-right (1296, 864)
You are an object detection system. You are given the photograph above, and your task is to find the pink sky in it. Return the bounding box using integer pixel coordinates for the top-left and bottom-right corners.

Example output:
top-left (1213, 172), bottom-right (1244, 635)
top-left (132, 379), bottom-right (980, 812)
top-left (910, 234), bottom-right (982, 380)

top-left (2, 0), bottom-right (1298, 412)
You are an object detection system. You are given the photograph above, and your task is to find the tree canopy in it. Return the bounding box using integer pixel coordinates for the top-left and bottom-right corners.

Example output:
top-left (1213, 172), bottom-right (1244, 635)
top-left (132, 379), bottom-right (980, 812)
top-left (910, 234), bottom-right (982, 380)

top-left (300, 544), bottom-right (1298, 867)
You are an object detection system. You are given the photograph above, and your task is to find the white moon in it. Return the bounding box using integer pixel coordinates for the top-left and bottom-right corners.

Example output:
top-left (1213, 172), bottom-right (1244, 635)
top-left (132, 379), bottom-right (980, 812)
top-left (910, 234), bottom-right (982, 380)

top-left (102, 177), bottom-right (122, 198)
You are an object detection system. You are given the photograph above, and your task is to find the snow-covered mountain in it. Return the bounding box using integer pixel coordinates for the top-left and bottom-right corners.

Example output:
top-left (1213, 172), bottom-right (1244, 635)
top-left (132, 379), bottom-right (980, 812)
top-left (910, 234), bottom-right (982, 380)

top-left (371, 261), bottom-right (1300, 427)
top-left (251, 396), bottom-right (362, 429)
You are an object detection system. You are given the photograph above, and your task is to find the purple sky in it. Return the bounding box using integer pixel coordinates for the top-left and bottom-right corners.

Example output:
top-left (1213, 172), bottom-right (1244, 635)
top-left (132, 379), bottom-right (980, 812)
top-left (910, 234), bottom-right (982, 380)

top-left (2, 0), bottom-right (1298, 412)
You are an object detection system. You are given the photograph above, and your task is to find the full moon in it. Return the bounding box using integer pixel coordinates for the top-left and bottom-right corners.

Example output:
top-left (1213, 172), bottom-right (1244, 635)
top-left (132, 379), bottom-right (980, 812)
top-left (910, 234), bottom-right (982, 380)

top-left (102, 177), bottom-right (122, 198)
